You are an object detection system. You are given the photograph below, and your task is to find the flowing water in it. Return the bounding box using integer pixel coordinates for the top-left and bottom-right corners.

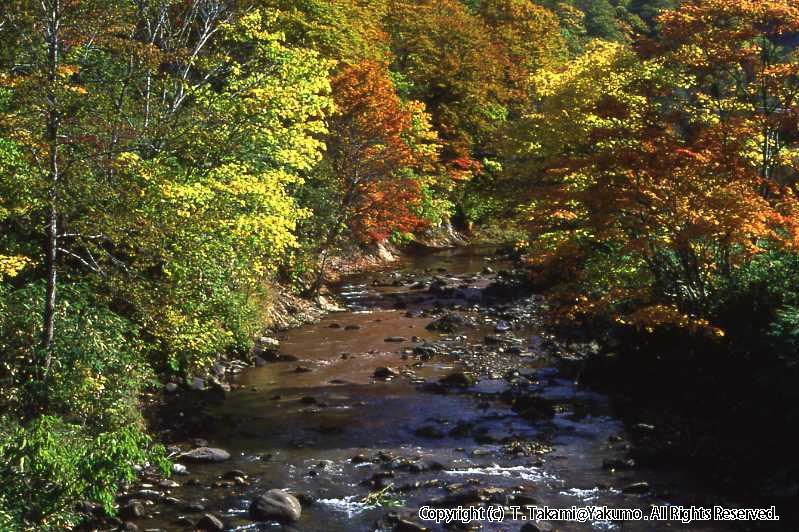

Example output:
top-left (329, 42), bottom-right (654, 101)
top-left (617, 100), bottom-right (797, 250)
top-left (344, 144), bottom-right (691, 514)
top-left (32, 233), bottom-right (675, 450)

top-left (136, 247), bottom-right (728, 532)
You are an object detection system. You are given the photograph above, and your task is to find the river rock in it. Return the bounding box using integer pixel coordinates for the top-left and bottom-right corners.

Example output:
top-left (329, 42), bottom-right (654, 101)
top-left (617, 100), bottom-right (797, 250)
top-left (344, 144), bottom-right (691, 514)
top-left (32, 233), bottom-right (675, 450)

top-left (222, 469), bottom-right (247, 480)
top-left (439, 371), bottom-right (476, 388)
top-left (484, 335), bottom-right (504, 345)
top-left (184, 501), bottom-right (205, 512)
top-left (602, 458), bottom-right (636, 471)
top-left (425, 313), bottom-right (475, 333)
top-left (374, 366), bottom-right (399, 379)
top-left (164, 382), bottom-right (178, 393)
top-left (622, 481), bottom-right (650, 494)
top-left (430, 486), bottom-right (483, 506)
top-left (207, 377), bottom-right (230, 397)
top-left (179, 447), bottom-right (230, 463)
top-left (483, 279), bottom-right (518, 299)
top-left (413, 345), bottom-right (438, 359)
top-left (495, 320), bottom-right (512, 333)
top-left (196, 513), bottom-right (224, 531)
top-left (249, 489), bottom-right (302, 522)
top-left (120, 500), bottom-right (145, 519)
top-left (317, 295), bottom-right (346, 312)
top-left (385, 336), bottom-right (407, 343)
top-left (257, 336), bottom-right (280, 350)
top-left (211, 362), bottom-right (226, 377)
top-left (394, 519), bottom-right (430, 532)
top-left (512, 395), bottom-right (555, 420)
top-left (130, 489), bottom-right (164, 502)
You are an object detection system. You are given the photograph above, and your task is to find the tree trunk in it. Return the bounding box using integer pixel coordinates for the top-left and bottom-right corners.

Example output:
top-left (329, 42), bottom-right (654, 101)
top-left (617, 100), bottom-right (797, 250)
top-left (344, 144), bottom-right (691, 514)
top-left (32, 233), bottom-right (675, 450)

top-left (310, 181), bottom-right (358, 296)
top-left (40, 0), bottom-right (61, 382)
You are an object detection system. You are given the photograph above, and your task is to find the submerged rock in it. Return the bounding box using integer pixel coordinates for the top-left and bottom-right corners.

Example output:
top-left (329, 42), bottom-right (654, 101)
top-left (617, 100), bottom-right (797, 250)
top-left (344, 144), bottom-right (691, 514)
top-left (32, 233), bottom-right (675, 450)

top-left (521, 522), bottom-right (556, 532)
top-left (250, 489), bottom-right (302, 522)
top-left (196, 513), bottom-right (224, 531)
top-left (512, 395), bottom-right (556, 420)
top-left (425, 313), bottom-right (475, 333)
top-left (439, 371), bottom-right (477, 388)
top-left (414, 425), bottom-right (445, 439)
top-left (374, 366), bottom-right (400, 379)
top-left (178, 447), bottom-right (230, 463)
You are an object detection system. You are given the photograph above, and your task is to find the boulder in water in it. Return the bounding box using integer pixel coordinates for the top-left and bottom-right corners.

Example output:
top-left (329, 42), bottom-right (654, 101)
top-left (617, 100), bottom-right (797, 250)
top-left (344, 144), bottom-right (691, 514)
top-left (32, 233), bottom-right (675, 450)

top-left (178, 447), bottom-right (230, 463)
top-left (249, 489), bottom-right (302, 522)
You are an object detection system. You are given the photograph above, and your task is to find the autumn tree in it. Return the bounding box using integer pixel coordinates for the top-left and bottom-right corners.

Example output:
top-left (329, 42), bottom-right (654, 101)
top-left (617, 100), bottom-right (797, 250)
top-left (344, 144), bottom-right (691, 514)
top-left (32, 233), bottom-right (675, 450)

top-left (325, 60), bottom-right (440, 241)
top-left (385, 0), bottom-right (505, 171)
top-left (512, 25), bottom-right (799, 332)
top-left (477, 0), bottom-right (566, 100)
top-left (656, 0), bottom-right (799, 191)
top-left (259, 0), bottom-right (389, 64)
top-left (0, 0), bottom-right (146, 406)
top-left (101, 9), bottom-right (334, 372)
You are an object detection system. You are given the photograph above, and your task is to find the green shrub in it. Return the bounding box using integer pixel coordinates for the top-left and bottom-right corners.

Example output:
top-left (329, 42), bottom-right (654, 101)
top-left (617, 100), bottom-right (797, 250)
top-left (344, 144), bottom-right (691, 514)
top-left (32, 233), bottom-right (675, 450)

top-left (0, 283), bottom-right (168, 529)
top-left (712, 247), bottom-right (799, 357)
top-left (1, 282), bottom-right (150, 424)
top-left (769, 306), bottom-right (799, 358)
top-left (0, 416), bottom-right (166, 531)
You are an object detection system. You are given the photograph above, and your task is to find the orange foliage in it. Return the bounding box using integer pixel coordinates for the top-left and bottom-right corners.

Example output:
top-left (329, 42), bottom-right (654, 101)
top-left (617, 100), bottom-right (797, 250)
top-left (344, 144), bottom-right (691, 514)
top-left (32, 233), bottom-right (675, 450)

top-left (522, 1), bottom-right (799, 332)
top-left (328, 60), bottom-right (439, 242)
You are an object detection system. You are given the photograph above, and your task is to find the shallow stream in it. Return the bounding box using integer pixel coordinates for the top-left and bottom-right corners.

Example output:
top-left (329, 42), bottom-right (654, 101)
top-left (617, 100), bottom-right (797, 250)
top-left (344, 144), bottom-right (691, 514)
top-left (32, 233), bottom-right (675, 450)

top-left (137, 247), bottom-right (726, 532)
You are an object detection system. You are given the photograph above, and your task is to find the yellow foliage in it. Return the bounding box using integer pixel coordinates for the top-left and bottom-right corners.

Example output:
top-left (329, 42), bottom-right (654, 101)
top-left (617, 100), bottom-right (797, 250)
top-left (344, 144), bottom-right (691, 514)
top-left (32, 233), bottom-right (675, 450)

top-left (0, 255), bottom-right (29, 280)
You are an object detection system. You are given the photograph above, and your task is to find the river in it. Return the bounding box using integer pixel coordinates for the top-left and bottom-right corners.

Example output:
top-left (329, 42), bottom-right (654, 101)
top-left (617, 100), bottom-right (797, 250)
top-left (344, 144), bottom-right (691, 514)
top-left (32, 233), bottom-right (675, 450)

top-left (133, 247), bottom-right (728, 532)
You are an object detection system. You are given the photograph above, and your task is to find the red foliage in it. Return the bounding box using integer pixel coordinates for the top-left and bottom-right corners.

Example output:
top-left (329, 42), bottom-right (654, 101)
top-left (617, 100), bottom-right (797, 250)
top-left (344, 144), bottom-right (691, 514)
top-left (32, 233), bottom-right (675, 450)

top-left (328, 60), bottom-right (437, 242)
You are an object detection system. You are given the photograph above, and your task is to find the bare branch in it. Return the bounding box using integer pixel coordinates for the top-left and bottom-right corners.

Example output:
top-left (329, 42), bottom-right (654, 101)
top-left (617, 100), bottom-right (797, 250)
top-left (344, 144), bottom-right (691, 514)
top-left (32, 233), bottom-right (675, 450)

top-left (56, 247), bottom-right (105, 276)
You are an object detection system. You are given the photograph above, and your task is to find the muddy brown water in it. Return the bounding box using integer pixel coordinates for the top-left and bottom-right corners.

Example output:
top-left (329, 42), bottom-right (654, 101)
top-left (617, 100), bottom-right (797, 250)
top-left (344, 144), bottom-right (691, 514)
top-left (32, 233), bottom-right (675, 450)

top-left (137, 247), bottom-right (729, 531)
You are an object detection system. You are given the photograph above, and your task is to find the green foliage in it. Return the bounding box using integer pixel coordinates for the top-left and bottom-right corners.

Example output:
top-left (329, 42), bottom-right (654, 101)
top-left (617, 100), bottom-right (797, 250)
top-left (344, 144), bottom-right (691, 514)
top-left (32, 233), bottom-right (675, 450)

top-left (416, 180), bottom-right (455, 227)
top-left (538, 0), bottom-right (679, 53)
top-left (0, 283), bottom-right (148, 423)
top-left (0, 283), bottom-right (166, 529)
top-left (0, 416), bottom-right (165, 531)
top-left (770, 306), bottom-right (799, 356)
top-left (576, 0), bottom-right (624, 41)
top-left (260, 0), bottom-right (389, 63)
top-left (359, 484), bottom-right (405, 508)
top-left (712, 249), bottom-right (799, 355)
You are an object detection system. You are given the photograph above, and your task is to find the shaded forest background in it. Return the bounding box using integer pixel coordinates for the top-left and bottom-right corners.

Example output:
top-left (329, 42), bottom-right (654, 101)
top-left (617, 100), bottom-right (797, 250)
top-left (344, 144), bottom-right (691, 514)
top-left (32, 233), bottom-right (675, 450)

top-left (3, 0), bottom-right (799, 529)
